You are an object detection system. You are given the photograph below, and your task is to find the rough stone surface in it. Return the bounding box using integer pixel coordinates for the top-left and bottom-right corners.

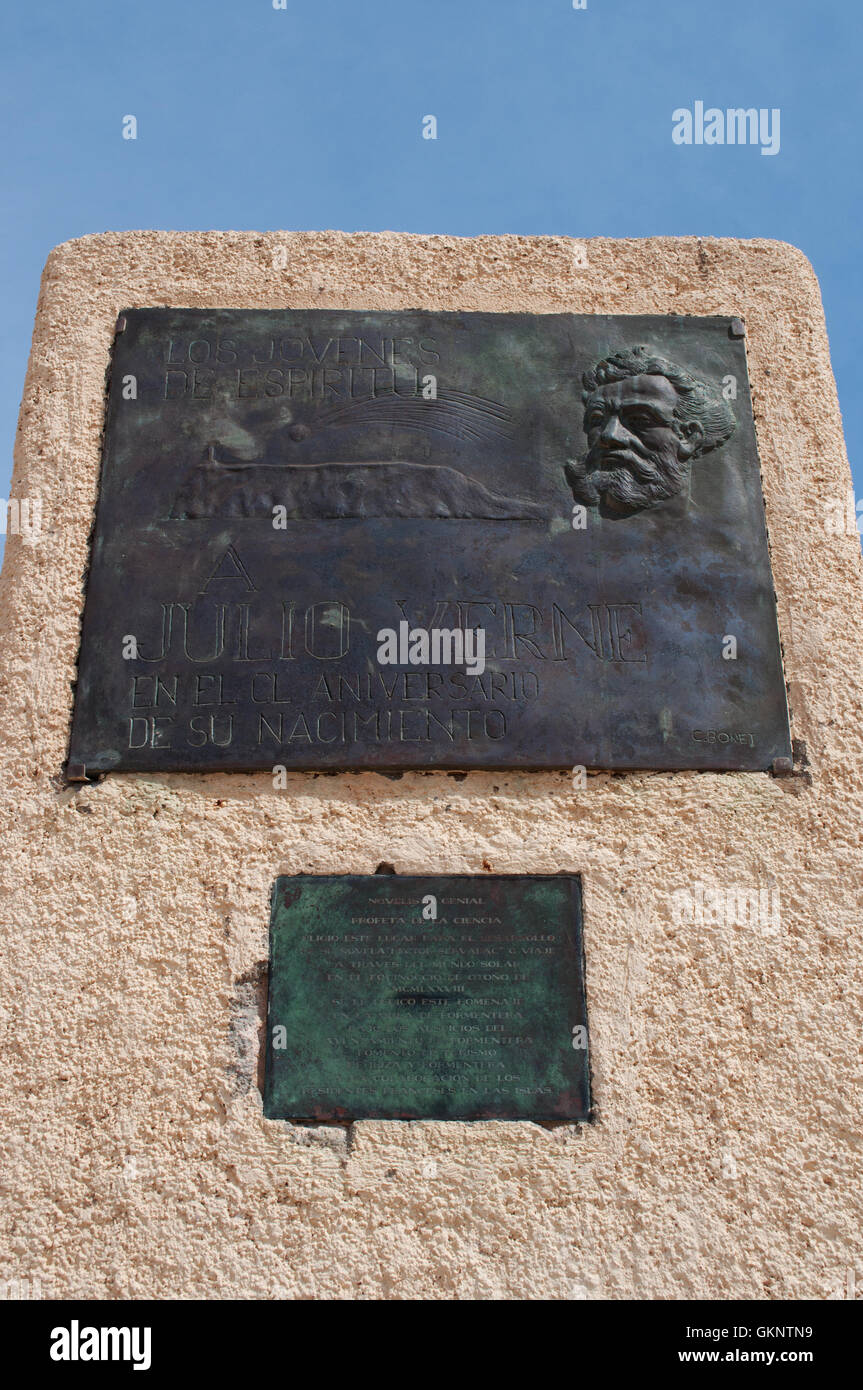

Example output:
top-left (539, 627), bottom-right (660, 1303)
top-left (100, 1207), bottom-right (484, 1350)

top-left (0, 231), bottom-right (861, 1300)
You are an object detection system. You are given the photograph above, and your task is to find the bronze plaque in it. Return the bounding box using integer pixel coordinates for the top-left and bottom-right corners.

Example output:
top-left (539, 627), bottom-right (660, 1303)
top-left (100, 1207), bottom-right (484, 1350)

top-left (67, 309), bottom-right (791, 773)
top-left (263, 874), bottom-right (590, 1122)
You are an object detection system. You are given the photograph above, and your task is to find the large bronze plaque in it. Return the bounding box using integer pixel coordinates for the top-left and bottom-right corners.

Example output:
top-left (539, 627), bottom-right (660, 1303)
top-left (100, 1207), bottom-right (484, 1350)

top-left (263, 874), bottom-right (590, 1122)
top-left (67, 309), bottom-right (791, 773)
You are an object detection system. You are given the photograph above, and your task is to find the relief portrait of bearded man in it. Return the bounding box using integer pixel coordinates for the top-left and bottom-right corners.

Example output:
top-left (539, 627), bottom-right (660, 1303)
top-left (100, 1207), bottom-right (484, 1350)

top-left (565, 345), bottom-right (737, 516)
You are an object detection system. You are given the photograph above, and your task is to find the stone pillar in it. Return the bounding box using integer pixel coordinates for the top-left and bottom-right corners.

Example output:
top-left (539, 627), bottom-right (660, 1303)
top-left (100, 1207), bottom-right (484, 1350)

top-left (0, 232), bottom-right (860, 1299)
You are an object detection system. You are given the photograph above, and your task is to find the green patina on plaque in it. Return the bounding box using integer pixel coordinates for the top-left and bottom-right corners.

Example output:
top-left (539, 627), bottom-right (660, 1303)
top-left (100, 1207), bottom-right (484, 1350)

top-left (264, 874), bottom-right (590, 1122)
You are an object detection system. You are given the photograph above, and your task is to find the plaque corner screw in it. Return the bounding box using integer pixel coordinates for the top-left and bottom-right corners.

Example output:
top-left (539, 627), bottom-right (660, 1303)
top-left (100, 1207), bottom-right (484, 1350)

top-left (771, 756), bottom-right (793, 777)
top-left (115, 314), bottom-right (127, 334)
top-left (66, 762), bottom-right (89, 783)
top-left (729, 318), bottom-right (746, 339)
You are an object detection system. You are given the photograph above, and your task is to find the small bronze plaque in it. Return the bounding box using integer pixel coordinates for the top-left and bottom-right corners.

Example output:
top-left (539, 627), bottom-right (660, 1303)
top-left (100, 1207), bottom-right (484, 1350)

top-left (68, 309), bottom-right (790, 773)
top-left (263, 874), bottom-right (590, 1122)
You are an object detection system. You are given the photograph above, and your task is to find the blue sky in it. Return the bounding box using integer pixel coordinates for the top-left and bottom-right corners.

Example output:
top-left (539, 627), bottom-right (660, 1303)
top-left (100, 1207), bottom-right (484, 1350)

top-left (1, 0), bottom-right (861, 550)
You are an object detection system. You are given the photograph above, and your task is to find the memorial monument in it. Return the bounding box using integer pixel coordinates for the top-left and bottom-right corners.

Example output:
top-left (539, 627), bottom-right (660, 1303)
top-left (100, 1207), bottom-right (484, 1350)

top-left (0, 231), bottom-right (860, 1300)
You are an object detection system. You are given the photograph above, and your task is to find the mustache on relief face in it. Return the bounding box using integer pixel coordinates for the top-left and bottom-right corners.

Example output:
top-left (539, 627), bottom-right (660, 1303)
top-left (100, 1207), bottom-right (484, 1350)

top-left (567, 442), bottom-right (688, 511)
top-left (587, 444), bottom-right (664, 484)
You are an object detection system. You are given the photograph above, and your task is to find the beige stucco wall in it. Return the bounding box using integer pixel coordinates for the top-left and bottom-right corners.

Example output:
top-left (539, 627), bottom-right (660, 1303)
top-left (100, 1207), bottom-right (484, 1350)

top-left (0, 231), bottom-right (861, 1300)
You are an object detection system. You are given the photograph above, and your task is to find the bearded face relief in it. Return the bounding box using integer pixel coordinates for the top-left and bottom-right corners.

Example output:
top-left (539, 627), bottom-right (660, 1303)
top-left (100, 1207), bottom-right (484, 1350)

top-left (565, 347), bottom-right (737, 515)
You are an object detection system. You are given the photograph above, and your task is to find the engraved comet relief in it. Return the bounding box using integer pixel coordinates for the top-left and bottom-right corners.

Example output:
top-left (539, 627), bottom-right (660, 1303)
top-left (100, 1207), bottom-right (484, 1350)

top-left (170, 390), bottom-right (544, 520)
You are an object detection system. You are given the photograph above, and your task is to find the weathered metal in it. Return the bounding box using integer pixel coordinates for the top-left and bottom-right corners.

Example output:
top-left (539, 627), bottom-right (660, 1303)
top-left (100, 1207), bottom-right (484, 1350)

top-left (263, 874), bottom-right (591, 1122)
top-left (67, 308), bottom-right (791, 773)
